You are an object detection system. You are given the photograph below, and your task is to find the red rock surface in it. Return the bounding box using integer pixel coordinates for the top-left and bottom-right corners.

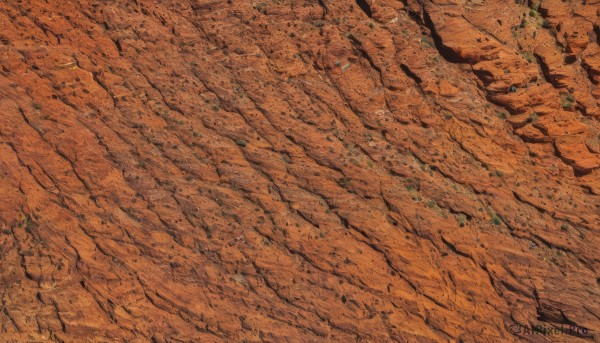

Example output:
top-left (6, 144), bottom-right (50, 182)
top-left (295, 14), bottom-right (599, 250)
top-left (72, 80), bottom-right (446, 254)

top-left (0, 0), bottom-right (599, 341)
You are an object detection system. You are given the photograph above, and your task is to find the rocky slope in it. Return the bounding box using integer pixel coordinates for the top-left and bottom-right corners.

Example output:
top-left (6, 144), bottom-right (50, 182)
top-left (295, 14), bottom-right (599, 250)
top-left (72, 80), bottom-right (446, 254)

top-left (0, 0), bottom-right (599, 341)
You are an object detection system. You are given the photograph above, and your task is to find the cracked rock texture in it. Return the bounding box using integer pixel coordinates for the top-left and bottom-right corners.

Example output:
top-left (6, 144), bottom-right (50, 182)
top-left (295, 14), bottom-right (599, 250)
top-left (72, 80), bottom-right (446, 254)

top-left (0, 0), bottom-right (599, 342)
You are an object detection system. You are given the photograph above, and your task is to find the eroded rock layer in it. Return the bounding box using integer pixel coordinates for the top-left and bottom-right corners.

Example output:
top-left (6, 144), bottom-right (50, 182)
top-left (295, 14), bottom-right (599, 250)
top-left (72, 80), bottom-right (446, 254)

top-left (0, 0), bottom-right (599, 342)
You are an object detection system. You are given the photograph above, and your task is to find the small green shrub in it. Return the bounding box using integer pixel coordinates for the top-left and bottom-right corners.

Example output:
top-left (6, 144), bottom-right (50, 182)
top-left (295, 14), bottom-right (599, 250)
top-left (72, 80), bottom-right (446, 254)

top-left (528, 113), bottom-right (539, 123)
top-left (561, 94), bottom-right (575, 109)
top-left (542, 20), bottom-right (551, 28)
top-left (457, 214), bottom-right (467, 227)
top-left (520, 19), bottom-right (527, 28)
top-left (491, 214), bottom-right (502, 225)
